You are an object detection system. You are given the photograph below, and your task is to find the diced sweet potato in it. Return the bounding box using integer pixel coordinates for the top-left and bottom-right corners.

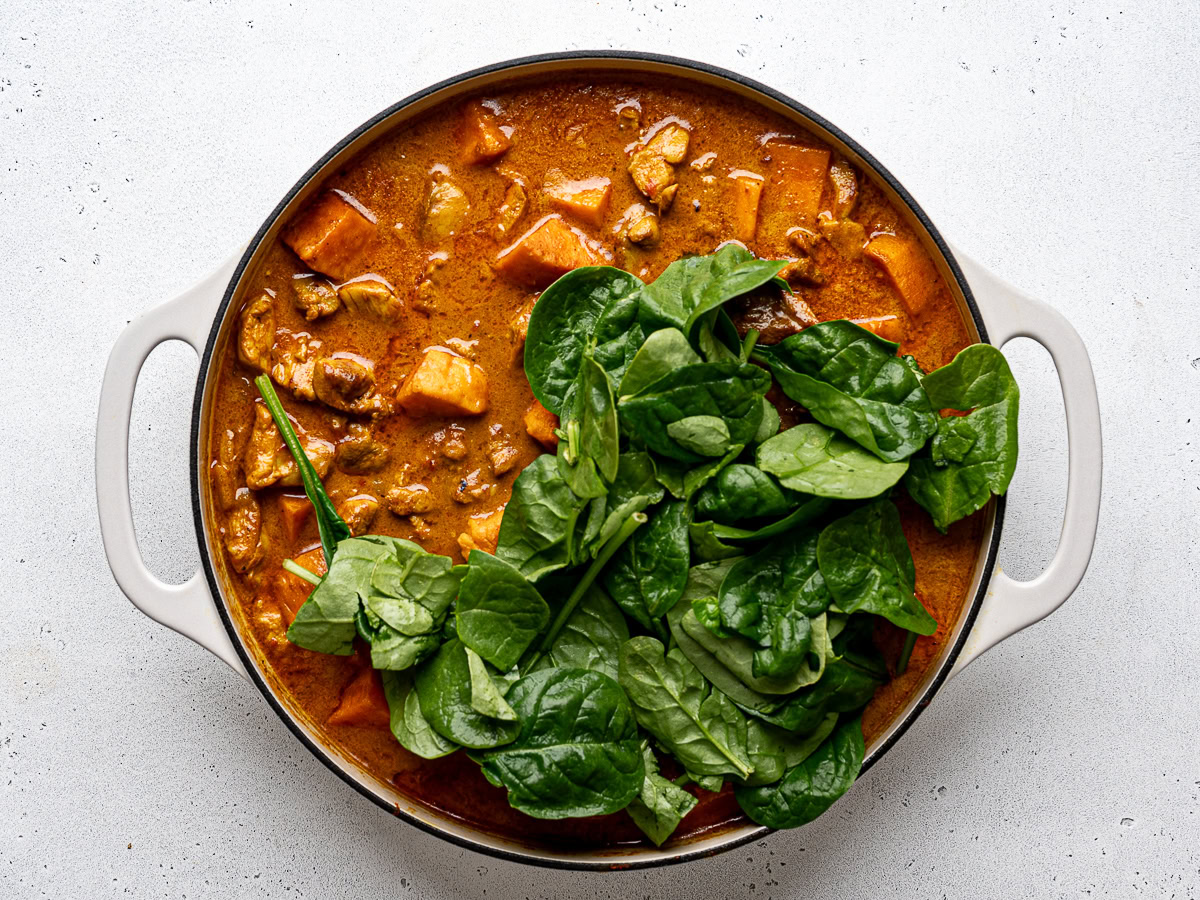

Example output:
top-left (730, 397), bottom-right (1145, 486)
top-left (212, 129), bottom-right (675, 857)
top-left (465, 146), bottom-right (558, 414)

top-left (461, 101), bottom-right (511, 165)
top-left (457, 505), bottom-right (506, 558)
top-left (495, 215), bottom-right (598, 289)
top-left (864, 234), bottom-right (938, 317)
top-left (545, 173), bottom-right (613, 227)
top-left (524, 399), bottom-right (559, 449)
top-left (278, 493), bottom-right (312, 543)
top-left (852, 314), bottom-right (907, 343)
top-left (274, 547), bottom-right (327, 626)
top-left (767, 142), bottom-right (830, 224)
top-left (397, 348), bottom-right (489, 417)
top-left (282, 191), bottom-right (376, 282)
top-left (729, 171), bottom-right (764, 242)
top-left (327, 666), bottom-right (391, 729)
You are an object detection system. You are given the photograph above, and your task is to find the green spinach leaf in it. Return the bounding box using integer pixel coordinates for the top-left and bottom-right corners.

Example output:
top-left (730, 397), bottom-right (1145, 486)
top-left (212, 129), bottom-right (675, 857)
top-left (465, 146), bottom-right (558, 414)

top-left (456, 550), bottom-right (550, 671)
top-left (756, 423), bottom-right (909, 499)
top-left (556, 350), bottom-right (620, 498)
top-left (466, 646), bottom-right (518, 721)
top-left (529, 585), bottom-right (628, 680)
top-left (286, 537), bottom-right (392, 654)
top-left (707, 495), bottom-right (835, 543)
top-left (741, 712), bottom-right (839, 787)
top-left (618, 328), bottom-right (701, 399)
top-left (495, 454), bottom-right (590, 579)
top-left (693, 464), bottom-right (795, 523)
top-left (382, 670), bottom-right (458, 759)
top-left (414, 639), bottom-right (520, 749)
top-left (602, 500), bottom-right (691, 629)
top-left (626, 744), bottom-right (698, 846)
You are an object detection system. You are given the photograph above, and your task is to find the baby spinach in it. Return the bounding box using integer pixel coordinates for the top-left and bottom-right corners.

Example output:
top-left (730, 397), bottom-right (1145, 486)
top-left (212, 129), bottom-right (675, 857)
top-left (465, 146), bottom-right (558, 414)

top-left (382, 670), bottom-right (458, 760)
top-left (707, 495), bottom-right (835, 543)
top-left (620, 361), bottom-right (769, 463)
top-left (602, 500), bottom-right (690, 629)
top-left (414, 639), bottom-right (520, 749)
top-left (556, 350), bottom-right (620, 499)
top-left (905, 343), bottom-right (1020, 531)
top-left (618, 636), bottom-right (754, 780)
top-left (529, 586), bottom-right (628, 680)
top-left (756, 423), bottom-right (910, 499)
top-left (626, 744), bottom-right (698, 846)
top-left (495, 454), bottom-right (590, 579)
top-left (741, 711), bottom-right (839, 787)
top-left (357, 606), bottom-right (441, 671)
top-left (478, 668), bottom-right (644, 819)
top-left (689, 520), bottom-right (744, 562)
top-left (693, 464), bottom-right (795, 524)
top-left (287, 537), bottom-right (392, 655)
top-left (735, 716), bottom-right (865, 828)
top-left (580, 451), bottom-right (664, 556)
top-left (817, 500), bottom-right (937, 635)
top-left (618, 328), bottom-right (701, 399)
top-left (466, 646), bottom-right (518, 721)
top-left (456, 550), bottom-right (550, 671)
top-left (755, 321), bottom-right (937, 462)
top-left (524, 266), bottom-right (644, 413)
top-left (366, 538), bottom-right (463, 635)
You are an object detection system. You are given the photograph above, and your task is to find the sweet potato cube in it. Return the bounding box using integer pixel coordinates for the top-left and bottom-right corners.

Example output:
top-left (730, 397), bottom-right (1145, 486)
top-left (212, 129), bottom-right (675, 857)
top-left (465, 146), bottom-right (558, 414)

top-left (461, 101), bottom-right (511, 165)
top-left (524, 399), bottom-right (559, 449)
top-left (767, 142), bottom-right (830, 224)
top-left (398, 348), bottom-right (489, 417)
top-left (865, 234), bottom-right (938, 317)
top-left (852, 314), bottom-right (906, 343)
top-left (282, 191), bottom-right (375, 282)
top-left (274, 547), bottom-right (327, 626)
top-left (327, 667), bottom-right (391, 729)
top-left (495, 215), bottom-right (598, 288)
top-left (729, 172), bottom-right (764, 242)
top-left (278, 493), bottom-right (312, 543)
top-left (545, 174), bottom-right (613, 227)
top-left (457, 505), bottom-right (506, 558)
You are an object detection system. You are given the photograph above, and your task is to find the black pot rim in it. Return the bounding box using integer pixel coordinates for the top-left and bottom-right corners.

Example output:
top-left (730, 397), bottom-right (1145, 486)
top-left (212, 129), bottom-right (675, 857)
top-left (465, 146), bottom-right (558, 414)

top-left (189, 49), bottom-right (1004, 871)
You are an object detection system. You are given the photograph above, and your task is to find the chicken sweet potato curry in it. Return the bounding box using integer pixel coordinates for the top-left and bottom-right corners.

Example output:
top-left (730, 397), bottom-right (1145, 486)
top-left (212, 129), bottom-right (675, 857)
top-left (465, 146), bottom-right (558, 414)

top-left (205, 74), bottom-right (1019, 849)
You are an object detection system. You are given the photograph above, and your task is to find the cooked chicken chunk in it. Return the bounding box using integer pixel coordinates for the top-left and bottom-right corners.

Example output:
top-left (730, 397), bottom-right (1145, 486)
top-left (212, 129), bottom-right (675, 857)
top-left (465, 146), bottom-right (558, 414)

top-left (494, 181), bottom-right (527, 239)
top-left (422, 174), bottom-right (470, 241)
top-left (487, 428), bottom-right (519, 475)
top-left (457, 505), bottom-right (505, 557)
top-left (460, 101), bottom-right (511, 165)
top-left (826, 156), bottom-right (858, 219)
top-left (337, 494), bottom-right (380, 536)
top-left (238, 293), bottom-right (275, 373)
top-left (818, 216), bottom-right (867, 259)
top-left (244, 403), bottom-right (334, 490)
top-left (729, 289), bottom-right (819, 345)
top-left (282, 190), bottom-right (375, 282)
top-left (397, 348), bottom-right (489, 417)
top-left (335, 422), bottom-right (390, 474)
top-left (495, 215), bottom-right (599, 289)
top-left (211, 418), bottom-right (250, 511)
top-left (225, 490), bottom-right (263, 573)
top-left (291, 274), bottom-right (340, 321)
top-left (269, 330), bottom-right (322, 401)
top-left (523, 399), bottom-right (559, 449)
top-left (509, 296), bottom-right (537, 350)
top-left (544, 171), bottom-right (612, 227)
top-left (778, 257), bottom-right (826, 288)
top-left (336, 275), bottom-right (403, 321)
top-left (386, 483), bottom-right (435, 516)
top-left (626, 210), bottom-right (660, 247)
top-left (628, 122), bottom-right (690, 210)
top-left (433, 425), bottom-right (468, 461)
top-left (313, 353), bottom-right (389, 416)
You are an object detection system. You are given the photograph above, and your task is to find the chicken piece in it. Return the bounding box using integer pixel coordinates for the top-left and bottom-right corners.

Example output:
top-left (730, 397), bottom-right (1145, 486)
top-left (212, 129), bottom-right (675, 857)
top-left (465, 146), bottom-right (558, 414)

top-left (453, 468), bottom-right (493, 505)
top-left (224, 490), bottom-right (263, 573)
top-left (729, 171), bottom-right (764, 242)
top-left (487, 428), bottom-right (519, 475)
top-left (778, 257), bottom-right (826, 288)
top-left (818, 216), bottom-right (867, 259)
top-left (398, 348), bottom-right (489, 417)
top-left (385, 482), bottom-right (435, 516)
top-left (766, 141), bottom-right (830, 224)
top-left (524, 399), bottom-right (559, 449)
top-left (282, 191), bottom-right (376, 282)
top-left (336, 275), bottom-right (402, 322)
top-left (864, 234), bottom-right (938, 317)
top-left (337, 494), bottom-right (380, 536)
top-left (628, 122), bottom-right (690, 210)
top-left (211, 420), bottom-right (249, 511)
top-left (729, 289), bottom-right (819, 345)
top-left (509, 296), bottom-right (537, 351)
top-left (460, 100), bottom-right (511, 165)
top-left (545, 171), bottom-right (613, 227)
top-left (456, 505), bottom-right (505, 558)
top-left (274, 547), bottom-right (327, 626)
top-left (852, 315), bottom-right (906, 343)
top-left (238, 293), bottom-right (275, 374)
top-left (494, 181), bottom-right (527, 240)
top-left (327, 666), bottom-right (391, 728)
top-left (335, 422), bottom-right (390, 474)
top-left (278, 493), bottom-right (312, 543)
top-left (627, 210), bottom-right (660, 247)
top-left (313, 353), bottom-right (389, 416)
top-left (826, 156), bottom-right (858, 219)
top-left (291, 274), bottom-right (340, 321)
top-left (787, 225), bottom-right (820, 255)
top-left (244, 403), bottom-right (334, 490)
top-left (422, 174), bottom-right (470, 241)
top-left (433, 425), bottom-right (468, 461)
top-left (269, 330), bottom-right (322, 401)
top-left (495, 215), bottom-right (599, 289)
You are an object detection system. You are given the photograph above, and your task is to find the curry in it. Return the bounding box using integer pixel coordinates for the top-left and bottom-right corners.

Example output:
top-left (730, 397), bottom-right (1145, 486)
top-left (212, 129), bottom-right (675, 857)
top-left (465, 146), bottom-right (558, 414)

top-left (205, 73), bottom-right (989, 848)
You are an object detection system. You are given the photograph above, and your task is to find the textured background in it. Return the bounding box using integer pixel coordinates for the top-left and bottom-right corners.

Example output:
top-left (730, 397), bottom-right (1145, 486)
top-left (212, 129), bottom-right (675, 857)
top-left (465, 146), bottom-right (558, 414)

top-left (2, 0), bottom-right (1197, 896)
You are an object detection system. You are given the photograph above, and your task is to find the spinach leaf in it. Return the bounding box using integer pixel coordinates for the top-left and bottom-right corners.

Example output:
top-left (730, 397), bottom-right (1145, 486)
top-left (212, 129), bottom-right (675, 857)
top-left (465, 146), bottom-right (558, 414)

top-left (478, 668), bottom-right (644, 819)
top-left (753, 397), bottom-right (781, 445)
top-left (755, 321), bottom-right (937, 462)
top-left (638, 243), bottom-right (786, 334)
top-left (618, 636), bottom-right (754, 780)
top-left (529, 585), bottom-right (628, 680)
top-left (602, 500), bottom-right (690, 629)
top-left (495, 454), bottom-right (590, 579)
top-left (666, 415), bottom-right (732, 457)
top-left (738, 653), bottom-right (884, 734)
top-left (688, 521), bottom-right (744, 562)
top-left (905, 343), bottom-right (1020, 531)
top-left (693, 464), bottom-right (795, 523)
top-left (356, 606), bottom-right (441, 671)
top-left (524, 266), bottom-right (644, 413)
top-left (254, 374), bottom-right (349, 564)
top-left (414, 638), bottom-right (520, 749)
top-left (286, 537), bottom-right (392, 654)
top-left (618, 328), bottom-right (701, 399)
top-left (620, 361), bottom-right (769, 463)
top-left (381, 670), bottom-right (458, 759)
top-left (366, 537), bottom-right (463, 635)
top-left (741, 712), bottom-right (839, 787)
top-left (626, 744), bottom-right (698, 846)
top-left (707, 495), bottom-right (835, 543)
top-left (817, 499), bottom-right (936, 635)
top-left (466, 645), bottom-right (518, 721)
top-left (582, 451), bottom-right (665, 555)
top-left (456, 550), bottom-right (550, 671)
top-left (735, 716), bottom-right (865, 828)
top-left (556, 350), bottom-right (620, 499)
top-left (756, 423), bottom-right (909, 500)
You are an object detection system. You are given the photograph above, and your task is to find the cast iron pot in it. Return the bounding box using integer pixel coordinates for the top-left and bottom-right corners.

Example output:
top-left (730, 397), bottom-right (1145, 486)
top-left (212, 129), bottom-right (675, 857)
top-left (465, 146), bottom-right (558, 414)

top-left (96, 52), bottom-right (1103, 869)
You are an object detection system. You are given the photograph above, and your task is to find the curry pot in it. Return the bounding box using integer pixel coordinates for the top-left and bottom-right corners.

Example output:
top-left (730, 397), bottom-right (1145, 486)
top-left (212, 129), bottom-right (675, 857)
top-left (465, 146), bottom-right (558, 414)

top-left (96, 52), bottom-right (1102, 869)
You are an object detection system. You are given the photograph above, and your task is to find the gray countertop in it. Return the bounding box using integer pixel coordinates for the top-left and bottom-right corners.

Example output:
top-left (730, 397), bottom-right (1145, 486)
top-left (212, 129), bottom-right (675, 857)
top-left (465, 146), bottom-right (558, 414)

top-left (2, 0), bottom-right (1196, 896)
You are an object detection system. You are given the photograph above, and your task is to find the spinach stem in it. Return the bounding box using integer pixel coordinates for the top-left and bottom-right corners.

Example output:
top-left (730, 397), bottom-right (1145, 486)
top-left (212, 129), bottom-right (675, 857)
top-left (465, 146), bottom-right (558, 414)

top-left (281, 558), bottom-right (322, 586)
top-left (740, 328), bottom-right (759, 361)
top-left (532, 512), bottom-right (647, 661)
top-left (896, 631), bottom-right (918, 675)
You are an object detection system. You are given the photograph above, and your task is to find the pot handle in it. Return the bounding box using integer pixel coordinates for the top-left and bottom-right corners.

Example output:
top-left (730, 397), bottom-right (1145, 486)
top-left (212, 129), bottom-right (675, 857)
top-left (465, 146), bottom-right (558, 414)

top-left (96, 249), bottom-right (250, 680)
top-left (947, 249), bottom-right (1102, 679)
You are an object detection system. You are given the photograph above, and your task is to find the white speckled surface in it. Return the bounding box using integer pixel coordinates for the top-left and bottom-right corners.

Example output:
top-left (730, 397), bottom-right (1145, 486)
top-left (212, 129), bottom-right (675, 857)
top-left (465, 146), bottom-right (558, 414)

top-left (3, 0), bottom-right (1197, 895)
